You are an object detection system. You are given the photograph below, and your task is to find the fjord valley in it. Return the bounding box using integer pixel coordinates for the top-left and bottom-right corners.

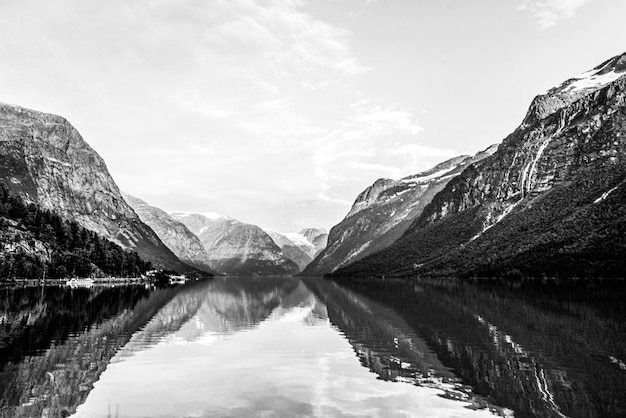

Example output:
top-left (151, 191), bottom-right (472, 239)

top-left (1, 0), bottom-right (626, 414)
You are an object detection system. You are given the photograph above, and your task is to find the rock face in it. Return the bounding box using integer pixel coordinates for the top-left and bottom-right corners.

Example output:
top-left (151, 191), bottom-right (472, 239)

top-left (123, 194), bottom-right (216, 274)
top-left (171, 212), bottom-right (299, 275)
top-left (302, 146), bottom-right (498, 276)
top-left (0, 103), bottom-right (185, 270)
top-left (267, 232), bottom-right (313, 271)
top-left (332, 52), bottom-right (626, 279)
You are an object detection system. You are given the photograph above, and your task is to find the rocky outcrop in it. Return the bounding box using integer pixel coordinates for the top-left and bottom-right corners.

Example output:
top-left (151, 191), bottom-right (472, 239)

top-left (302, 146), bottom-right (497, 276)
top-left (0, 103), bottom-right (185, 270)
top-left (267, 232), bottom-right (313, 271)
top-left (171, 212), bottom-right (299, 275)
top-left (123, 194), bottom-right (216, 274)
top-left (332, 51), bottom-right (626, 278)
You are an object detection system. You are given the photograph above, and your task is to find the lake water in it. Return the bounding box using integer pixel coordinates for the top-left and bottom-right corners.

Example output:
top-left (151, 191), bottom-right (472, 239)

top-left (0, 277), bottom-right (625, 418)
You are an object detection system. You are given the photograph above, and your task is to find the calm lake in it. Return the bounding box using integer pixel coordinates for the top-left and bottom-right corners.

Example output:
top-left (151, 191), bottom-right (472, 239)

top-left (1, 276), bottom-right (625, 417)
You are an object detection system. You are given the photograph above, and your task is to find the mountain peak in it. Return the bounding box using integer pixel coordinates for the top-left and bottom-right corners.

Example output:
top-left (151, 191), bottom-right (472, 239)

top-left (524, 51), bottom-right (626, 125)
top-left (549, 51), bottom-right (626, 96)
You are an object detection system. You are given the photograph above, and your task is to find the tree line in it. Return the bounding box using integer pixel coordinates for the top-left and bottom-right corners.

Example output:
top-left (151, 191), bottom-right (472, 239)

top-left (0, 184), bottom-right (152, 280)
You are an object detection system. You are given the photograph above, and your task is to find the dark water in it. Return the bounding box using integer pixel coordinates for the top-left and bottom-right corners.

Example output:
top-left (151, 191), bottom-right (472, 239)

top-left (0, 277), bottom-right (624, 417)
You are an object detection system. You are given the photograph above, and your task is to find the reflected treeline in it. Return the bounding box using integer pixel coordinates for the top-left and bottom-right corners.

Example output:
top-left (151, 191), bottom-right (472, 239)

top-left (0, 283), bottom-right (189, 418)
top-left (0, 277), bottom-right (307, 418)
top-left (331, 277), bottom-right (626, 418)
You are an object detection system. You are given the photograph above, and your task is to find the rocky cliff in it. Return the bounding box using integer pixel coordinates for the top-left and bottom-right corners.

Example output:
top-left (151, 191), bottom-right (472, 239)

top-left (123, 194), bottom-right (217, 274)
top-left (302, 146), bottom-right (497, 276)
top-left (171, 212), bottom-right (299, 275)
top-left (0, 103), bottom-right (185, 270)
top-left (332, 52), bottom-right (626, 279)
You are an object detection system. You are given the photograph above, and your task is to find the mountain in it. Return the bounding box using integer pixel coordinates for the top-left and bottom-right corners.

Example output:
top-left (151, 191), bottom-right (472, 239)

top-left (267, 232), bottom-right (313, 271)
top-left (171, 212), bottom-right (299, 275)
top-left (123, 194), bottom-right (217, 274)
top-left (301, 146), bottom-right (498, 276)
top-left (0, 103), bottom-right (186, 271)
top-left (331, 52), bottom-right (626, 279)
top-left (296, 228), bottom-right (328, 257)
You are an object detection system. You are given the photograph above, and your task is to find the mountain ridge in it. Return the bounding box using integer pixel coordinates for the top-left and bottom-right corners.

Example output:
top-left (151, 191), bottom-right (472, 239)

top-left (301, 145), bottom-right (498, 276)
top-left (330, 51), bottom-right (626, 279)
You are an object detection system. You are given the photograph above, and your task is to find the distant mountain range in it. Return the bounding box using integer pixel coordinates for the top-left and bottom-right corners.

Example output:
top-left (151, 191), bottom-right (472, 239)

top-left (329, 51), bottom-right (626, 279)
top-left (267, 229), bottom-right (328, 271)
top-left (123, 195), bottom-right (218, 274)
top-left (170, 212), bottom-right (302, 275)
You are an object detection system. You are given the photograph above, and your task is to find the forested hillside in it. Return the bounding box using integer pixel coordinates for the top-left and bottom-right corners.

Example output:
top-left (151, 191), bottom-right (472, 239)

top-left (0, 184), bottom-right (151, 280)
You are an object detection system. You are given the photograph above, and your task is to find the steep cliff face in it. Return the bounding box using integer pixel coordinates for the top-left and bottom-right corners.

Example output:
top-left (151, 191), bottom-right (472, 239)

top-left (267, 232), bottom-right (313, 271)
top-left (171, 212), bottom-right (299, 275)
top-left (332, 52), bottom-right (626, 278)
top-left (0, 103), bottom-right (185, 270)
top-left (302, 146), bottom-right (497, 276)
top-left (123, 195), bottom-right (216, 274)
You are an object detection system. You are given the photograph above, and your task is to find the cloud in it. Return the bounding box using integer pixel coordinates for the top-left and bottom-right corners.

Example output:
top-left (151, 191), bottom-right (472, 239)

top-left (0, 0), bottom-right (449, 232)
top-left (305, 99), bottom-right (457, 219)
top-left (518, 0), bottom-right (593, 28)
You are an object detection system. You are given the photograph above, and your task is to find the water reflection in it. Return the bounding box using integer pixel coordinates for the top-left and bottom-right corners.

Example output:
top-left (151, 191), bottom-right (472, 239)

top-left (71, 277), bottom-right (492, 418)
top-left (0, 283), bottom-right (188, 417)
top-left (336, 278), bottom-right (626, 418)
top-left (2, 276), bottom-right (622, 417)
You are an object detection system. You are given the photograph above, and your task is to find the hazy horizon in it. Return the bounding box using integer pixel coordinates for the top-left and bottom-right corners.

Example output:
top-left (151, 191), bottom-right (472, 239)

top-left (1, 0), bottom-right (625, 232)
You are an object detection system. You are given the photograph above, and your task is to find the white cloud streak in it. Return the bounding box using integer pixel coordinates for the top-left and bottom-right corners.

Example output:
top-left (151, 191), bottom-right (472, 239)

top-left (518, 0), bottom-right (593, 28)
top-left (0, 0), bottom-right (449, 232)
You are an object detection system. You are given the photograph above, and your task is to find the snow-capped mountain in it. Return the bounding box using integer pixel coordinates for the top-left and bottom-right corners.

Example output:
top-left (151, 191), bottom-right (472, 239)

top-left (0, 103), bottom-right (185, 270)
top-left (301, 146), bottom-right (497, 276)
top-left (295, 228), bottom-right (329, 257)
top-left (332, 51), bottom-right (626, 279)
top-left (171, 212), bottom-right (299, 275)
top-left (267, 232), bottom-right (313, 271)
top-left (123, 195), bottom-right (217, 274)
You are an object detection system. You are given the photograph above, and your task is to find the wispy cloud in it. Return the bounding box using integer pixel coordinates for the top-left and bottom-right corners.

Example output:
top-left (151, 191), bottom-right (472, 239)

top-left (518, 0), bottom-right (593, 28)
top-left (306, 99), bottom-right (456, 216)
top-left (0, 0), bottom-right (451, 231)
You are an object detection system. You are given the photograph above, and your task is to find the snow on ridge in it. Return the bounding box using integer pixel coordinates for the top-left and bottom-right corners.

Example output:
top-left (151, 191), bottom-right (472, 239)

top-left (551, 58), bottom-right (626, 95)
top-left (400, 165), bottom-right (458, 184)
top-left (562, 69), bottom-right (625, 93)
top-left (169, 210), bottom-right (229, 220)
top-left (283, 232), bottom-right (314, 248)
top-left (200, 211), bottom-right (227, 219)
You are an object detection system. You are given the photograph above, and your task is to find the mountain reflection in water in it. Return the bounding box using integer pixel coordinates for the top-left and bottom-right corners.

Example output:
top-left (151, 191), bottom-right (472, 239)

top-left (335, 278), bottom-right (626, 418)
top-left (0, 277), bottom-right (623, 417)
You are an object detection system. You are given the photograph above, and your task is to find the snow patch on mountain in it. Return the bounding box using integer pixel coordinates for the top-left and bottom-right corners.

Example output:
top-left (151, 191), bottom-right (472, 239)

top-left (400, 166), bottom-right (459, 184)
top-left (170, 211), bottom-right (229, 220)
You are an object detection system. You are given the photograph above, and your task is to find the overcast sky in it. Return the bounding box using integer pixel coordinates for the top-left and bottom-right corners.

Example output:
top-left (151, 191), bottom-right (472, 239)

top-left (1, 0), bottom-right (625, 232)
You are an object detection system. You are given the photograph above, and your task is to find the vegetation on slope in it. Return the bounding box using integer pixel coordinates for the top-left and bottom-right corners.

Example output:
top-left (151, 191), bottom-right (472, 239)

top-left (0, 184), bottom-right (152, 280)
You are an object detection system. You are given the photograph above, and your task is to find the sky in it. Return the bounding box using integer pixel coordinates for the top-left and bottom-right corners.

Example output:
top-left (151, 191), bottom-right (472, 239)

top-left (1, 0), bottom-right (625, 233)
